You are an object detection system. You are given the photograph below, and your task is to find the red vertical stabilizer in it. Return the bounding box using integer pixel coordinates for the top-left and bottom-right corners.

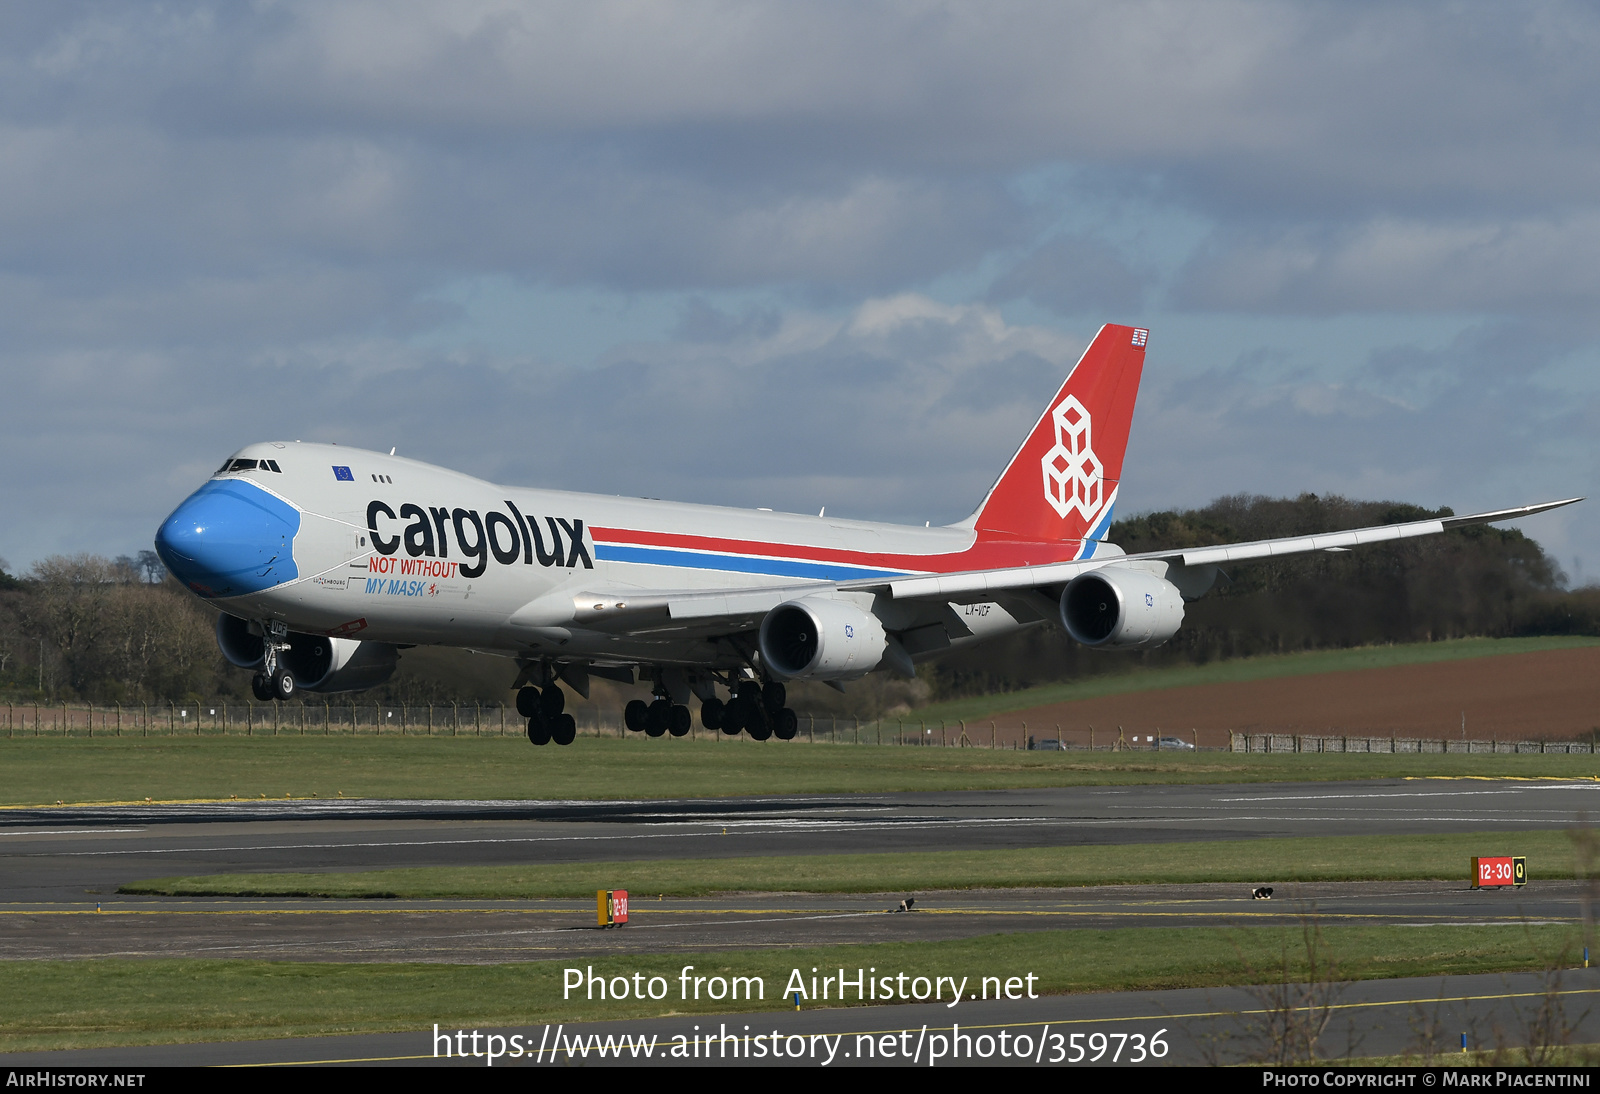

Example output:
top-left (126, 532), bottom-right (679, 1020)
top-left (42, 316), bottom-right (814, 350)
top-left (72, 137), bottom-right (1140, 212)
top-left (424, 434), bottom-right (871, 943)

top-left (966, 323), bottom-right (1146, 545)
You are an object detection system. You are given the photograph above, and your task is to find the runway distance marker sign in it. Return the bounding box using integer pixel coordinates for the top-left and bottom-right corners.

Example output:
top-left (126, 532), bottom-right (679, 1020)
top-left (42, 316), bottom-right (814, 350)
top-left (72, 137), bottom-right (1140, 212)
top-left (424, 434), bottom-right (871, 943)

top-left (597, 889), bottom-right (629, 926)
top-left (1471, 856), bottom-right (1526, 888)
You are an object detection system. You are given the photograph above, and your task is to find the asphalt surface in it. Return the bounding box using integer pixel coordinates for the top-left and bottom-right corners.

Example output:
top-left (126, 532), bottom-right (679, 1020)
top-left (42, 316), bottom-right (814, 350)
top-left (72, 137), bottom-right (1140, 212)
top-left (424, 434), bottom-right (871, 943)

top-left (0, 880), bottom-right (1589, 962)
top-left (4, 777), bottom-right (1599, 905)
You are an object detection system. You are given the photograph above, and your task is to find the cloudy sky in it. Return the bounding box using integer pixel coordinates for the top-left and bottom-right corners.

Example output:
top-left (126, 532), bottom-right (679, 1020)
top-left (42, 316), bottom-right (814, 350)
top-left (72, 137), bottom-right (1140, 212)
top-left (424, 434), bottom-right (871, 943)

top-left (3, 2), bottom-right (1595, 582)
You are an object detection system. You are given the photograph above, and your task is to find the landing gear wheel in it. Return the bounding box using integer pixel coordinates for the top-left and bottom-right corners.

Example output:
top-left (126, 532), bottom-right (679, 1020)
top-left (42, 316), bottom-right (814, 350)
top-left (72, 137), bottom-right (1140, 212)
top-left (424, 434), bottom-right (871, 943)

top-left (645, 699), bottom-right (670, 738)
top-left (271, 668), bottom-right (297, 701)
top-left (762, 681), bottom-right (786, 715)
top-left (721, 697), bottom-right (748, 735)
top-left (774, 708), bottom-right (798, 740)
top-left (668, 704), bottom-right (691, 737)
top-left (539, 685), bottom-right (565, 718)
top-left (526, 715), bottom-right (551, 746)
top-left (747, 710), bottom-right (773, 741)
top-left (552, 713), bottom-right (576, 746)
top-left (251, 673), bottom-right (273, 701)
top-left (700, 697), bottom-right (725, 731)
top-left (516, 686), bottom-right (541, 718)
top-left (624, 699), bottom-right (648, 732)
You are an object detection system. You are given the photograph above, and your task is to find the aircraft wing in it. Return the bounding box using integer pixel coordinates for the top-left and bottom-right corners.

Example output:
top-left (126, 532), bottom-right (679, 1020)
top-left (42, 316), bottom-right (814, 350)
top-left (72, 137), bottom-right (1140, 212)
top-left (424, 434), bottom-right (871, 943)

top-left (513, 582), bottom-right (828, 638)
top-left (857, 497), bottom-right (1583, 603)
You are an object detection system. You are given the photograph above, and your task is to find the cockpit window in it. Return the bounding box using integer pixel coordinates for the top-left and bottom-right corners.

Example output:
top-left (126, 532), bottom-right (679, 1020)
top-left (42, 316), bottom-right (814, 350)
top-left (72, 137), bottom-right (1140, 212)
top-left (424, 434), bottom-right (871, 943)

top-left (216, 457), bottom-right (282, 475)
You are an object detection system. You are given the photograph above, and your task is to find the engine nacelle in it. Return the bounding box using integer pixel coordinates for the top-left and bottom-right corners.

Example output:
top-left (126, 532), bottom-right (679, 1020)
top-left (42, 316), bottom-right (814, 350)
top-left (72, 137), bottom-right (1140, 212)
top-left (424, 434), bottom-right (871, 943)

top-left (759, 597), bottom-right (887, 681)
top-left (214, 614), bottom-right (399, 692)
top-left (282, 634), bottom-right (400, 693)
top-left (215, 613), bottom-right (265, 668)
top-left (1060, 567), bottom-right (1185, 649)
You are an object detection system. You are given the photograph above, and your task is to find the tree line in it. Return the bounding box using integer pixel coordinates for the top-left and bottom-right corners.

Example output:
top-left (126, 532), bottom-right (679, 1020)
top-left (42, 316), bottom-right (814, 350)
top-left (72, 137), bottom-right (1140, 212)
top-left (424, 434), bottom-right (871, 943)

top-left (925, 493), bottom-right (1600, 702)
top-left (1, 493), bottom-right (1594, 706)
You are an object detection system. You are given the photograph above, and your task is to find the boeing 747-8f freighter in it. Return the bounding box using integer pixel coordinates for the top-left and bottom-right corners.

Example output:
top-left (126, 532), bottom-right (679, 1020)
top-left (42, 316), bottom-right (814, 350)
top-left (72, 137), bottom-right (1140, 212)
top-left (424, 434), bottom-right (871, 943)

top-left (154, 325), bottom-right (1578, 745)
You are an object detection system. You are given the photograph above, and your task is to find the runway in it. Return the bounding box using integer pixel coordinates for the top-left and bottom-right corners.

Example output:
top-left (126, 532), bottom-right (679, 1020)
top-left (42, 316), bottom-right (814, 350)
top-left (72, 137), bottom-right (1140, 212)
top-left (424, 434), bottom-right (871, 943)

top-left (3, 777), bottom-right (1598, 905)
top-left (0, 778), bottom-right (1593, 962)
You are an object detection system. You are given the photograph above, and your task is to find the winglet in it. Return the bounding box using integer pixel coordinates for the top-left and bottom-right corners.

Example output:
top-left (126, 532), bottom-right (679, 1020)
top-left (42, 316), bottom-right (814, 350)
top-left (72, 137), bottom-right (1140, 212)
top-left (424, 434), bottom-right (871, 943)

top-left (963, 323), bottom-right (1147, 544)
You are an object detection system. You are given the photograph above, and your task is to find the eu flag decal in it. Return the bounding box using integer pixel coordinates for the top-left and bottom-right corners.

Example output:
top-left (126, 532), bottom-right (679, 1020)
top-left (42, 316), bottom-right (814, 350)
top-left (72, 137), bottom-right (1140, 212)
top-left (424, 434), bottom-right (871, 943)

top-left (332, 465), bottom-right (354, 481)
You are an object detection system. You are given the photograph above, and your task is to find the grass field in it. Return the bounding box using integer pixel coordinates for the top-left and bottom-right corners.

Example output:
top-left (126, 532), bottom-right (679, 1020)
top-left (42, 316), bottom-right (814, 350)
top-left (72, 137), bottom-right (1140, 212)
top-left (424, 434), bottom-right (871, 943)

top-left (910, 635), bottom-right (1600, 725)
top-left (0, 925), bottom-right (1584, 1052)
top-left (0, 735), bottom-right (1595, 805)
top-left (124, 829), bottom-right (1591, 898)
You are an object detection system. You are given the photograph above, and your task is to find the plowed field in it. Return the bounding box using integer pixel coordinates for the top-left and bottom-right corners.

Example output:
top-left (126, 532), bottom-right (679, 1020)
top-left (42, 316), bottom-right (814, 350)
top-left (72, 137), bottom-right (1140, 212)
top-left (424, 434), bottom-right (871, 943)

top-left (990, 645), bottom-right (1600, 749)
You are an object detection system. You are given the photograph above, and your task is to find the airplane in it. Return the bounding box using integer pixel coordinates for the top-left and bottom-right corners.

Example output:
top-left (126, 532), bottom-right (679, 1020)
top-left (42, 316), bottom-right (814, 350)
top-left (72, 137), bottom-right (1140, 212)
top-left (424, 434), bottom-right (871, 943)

top-left (153, 324), bottom-right (1580, 746)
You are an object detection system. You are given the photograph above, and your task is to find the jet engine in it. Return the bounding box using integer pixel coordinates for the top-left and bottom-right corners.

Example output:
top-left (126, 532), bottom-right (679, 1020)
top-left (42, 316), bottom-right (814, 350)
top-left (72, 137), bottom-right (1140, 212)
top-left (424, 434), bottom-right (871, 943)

top-left (1059, 567), bottom-right (1185, 649)
top-left (214, 614), bottom-right (399, 693)
top-left (215, 612), bottom-right (265, 668)
top-left (758, 597), bottom-right (887, 681)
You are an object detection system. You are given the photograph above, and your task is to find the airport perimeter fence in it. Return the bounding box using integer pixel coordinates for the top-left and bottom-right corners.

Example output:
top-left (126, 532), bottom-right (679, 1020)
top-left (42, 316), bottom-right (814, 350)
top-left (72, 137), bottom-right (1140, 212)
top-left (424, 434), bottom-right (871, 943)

top-left (0, 700), bottom-right (1216, 751)
top-left (1230, 732), bottom-right (1598, 755)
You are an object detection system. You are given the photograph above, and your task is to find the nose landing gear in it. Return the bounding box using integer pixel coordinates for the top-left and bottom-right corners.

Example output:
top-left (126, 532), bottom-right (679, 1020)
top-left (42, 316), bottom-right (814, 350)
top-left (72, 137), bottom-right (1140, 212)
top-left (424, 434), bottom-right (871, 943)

top-left (251, 620), bottom-right (297, 702)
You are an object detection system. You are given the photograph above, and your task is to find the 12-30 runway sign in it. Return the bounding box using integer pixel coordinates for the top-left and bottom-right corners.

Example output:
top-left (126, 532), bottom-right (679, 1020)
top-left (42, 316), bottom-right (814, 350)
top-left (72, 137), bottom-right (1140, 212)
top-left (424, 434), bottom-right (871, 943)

top-left (1471, 856), bottom-right (1526, 888)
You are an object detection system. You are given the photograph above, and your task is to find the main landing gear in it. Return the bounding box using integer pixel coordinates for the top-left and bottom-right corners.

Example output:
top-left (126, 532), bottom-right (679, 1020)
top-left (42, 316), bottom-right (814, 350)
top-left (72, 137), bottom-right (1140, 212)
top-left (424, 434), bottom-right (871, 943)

top-left (623, 698), bottom-right (691, 738)
top-left (517, 684), bottom-right (576, 746)
top-left (626, 677), bottom-right (798, 742)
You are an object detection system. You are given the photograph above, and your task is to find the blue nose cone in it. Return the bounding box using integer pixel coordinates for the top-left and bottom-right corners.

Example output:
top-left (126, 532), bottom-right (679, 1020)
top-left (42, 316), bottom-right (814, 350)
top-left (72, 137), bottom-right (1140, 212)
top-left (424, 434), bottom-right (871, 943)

top-left (155, 479), bottom-right (300, 598)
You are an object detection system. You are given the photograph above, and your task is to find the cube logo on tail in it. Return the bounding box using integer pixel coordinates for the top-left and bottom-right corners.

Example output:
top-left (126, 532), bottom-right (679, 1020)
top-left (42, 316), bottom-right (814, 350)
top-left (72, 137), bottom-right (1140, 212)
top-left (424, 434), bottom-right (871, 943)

top-left (1041, 395), bottom-right (1103, 522)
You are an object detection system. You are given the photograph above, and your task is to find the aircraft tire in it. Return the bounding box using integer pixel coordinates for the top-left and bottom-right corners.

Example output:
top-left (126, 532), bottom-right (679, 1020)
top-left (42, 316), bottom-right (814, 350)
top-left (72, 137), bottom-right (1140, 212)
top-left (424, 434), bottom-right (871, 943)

top-left (721, 697), bottom-right (747, 735)
top-left (774, 708), bottom-right (798, 740)
top-left (747, 713), bottom-right (773, 742)
top-left (624, 699), bottom-right (648, 732)
top-left (251, 673), bottom-right (273, 702)
top-left (527, 716), bottom-right (552, 746)
top-left (552, 713), bottom-right (576, 746)
top-left (539, 685), bottom-right (565, 718)
top-left (700, 697), bottom-right (725, 731)
top-left (645, 699), bottom-right (670, 738)
top-left (761, 681), bottom-right (786, 715)
top-left (271, 668), bottom-right (297, 702)
top-left (668, 704), bottom-right (691, 737)
top-left (515, 686), bottom-right (541, 718)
